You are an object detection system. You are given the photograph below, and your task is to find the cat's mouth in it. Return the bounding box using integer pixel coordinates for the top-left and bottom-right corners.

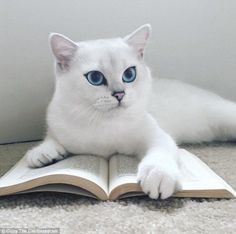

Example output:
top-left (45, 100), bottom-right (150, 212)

top-left (109, 102), bottom-right (125, 111)
top-left (117, 102), bottom-right (123, 107)
top-left (117, 100), bottom-right (128, 108)
top-left (93, 100), bottom-right (127, 112)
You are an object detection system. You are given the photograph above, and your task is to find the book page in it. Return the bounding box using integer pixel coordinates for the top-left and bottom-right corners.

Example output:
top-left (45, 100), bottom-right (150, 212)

top-left (176, 149), bottom-right (236, 197)
top-left (16, 184), bottom-right (97, 199)
top-left (0, 155), bottom-right (108, 197)
top-left (108, 150), bottom-right (236, 200)
top-left (109, 154), bottom-right (142, 199)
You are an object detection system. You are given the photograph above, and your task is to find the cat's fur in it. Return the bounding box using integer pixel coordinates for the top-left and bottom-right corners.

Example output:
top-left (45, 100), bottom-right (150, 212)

top-left (26, 24), bottom-right (236, 199)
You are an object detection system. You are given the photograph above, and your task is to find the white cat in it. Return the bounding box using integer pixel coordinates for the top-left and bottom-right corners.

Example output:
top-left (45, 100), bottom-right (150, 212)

top-left (26, 24), bottom-right (236, 199)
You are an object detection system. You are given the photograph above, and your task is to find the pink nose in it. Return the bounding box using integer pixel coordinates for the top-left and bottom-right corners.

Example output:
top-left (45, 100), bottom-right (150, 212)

top-left (112, 91), bottom-right (125, 102)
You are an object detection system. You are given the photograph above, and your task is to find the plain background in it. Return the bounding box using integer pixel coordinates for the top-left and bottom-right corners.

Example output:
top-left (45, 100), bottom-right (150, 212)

top-left (0, 0), bottom-right (236, 144)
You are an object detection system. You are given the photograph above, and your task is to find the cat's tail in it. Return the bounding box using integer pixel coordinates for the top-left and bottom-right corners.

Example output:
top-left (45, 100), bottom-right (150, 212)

top-left (207, 98), bottom-right (236, 142)
top-left (150, 79), bottom-right (236, 144)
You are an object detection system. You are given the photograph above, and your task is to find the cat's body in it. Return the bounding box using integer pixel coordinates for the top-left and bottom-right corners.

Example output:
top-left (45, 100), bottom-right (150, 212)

top-left (26, 24), bottom-right (236, 199)
top-left (47, 77), bottom-right (236, 157)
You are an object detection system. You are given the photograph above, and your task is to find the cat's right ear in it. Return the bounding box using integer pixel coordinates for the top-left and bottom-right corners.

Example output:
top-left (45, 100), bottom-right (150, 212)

top-left (49, 33), bottom-right (77, 71)
top-left (124, 24), bottom-right (151, 59)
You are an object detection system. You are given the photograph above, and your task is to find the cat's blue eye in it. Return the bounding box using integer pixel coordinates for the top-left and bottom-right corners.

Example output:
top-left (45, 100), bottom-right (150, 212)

top-left (85, 71), bottom-right (107, 86)
top-left (122, 66), bottom-right (136, 83)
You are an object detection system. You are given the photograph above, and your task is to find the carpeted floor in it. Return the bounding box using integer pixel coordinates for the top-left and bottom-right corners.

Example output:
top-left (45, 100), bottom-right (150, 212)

top-left (0, 141), bottom-right (235, 234)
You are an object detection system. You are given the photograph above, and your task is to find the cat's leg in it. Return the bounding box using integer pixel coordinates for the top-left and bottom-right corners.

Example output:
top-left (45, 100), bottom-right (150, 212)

top-left (26, 136), bottom-right (68, 168)
top-left (137, 116), bottom-right (182, 199)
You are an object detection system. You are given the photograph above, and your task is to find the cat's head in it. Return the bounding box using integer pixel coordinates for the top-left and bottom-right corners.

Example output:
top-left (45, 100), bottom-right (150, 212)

top-left (49, 24), bottom-right (152, 116)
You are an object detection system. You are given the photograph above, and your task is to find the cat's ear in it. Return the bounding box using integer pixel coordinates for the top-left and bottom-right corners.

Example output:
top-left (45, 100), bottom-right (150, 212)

top-left (49, 33), bottom-right (77, 71)
top-left (124, 24), bottom-right (151, 58)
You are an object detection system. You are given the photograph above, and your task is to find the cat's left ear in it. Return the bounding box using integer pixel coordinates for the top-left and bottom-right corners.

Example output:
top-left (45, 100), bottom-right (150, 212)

top-left (49, 33), bottom-right (78, 71)
top-left (124, 24), bottom-right (151, 59)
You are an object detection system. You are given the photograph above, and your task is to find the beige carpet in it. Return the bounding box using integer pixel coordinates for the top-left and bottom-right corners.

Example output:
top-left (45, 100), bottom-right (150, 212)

top-left (0, 141), bottom-right (235, 234)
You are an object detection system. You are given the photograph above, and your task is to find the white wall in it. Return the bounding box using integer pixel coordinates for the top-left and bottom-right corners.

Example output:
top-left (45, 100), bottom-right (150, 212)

top-left (0, 0), bottom-right (236, 144)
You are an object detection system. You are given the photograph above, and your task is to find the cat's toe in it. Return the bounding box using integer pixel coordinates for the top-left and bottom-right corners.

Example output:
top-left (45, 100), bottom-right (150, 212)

top-left (26, 143), bottom-right (67, 168)
top-left (26, 152), bottom-right (38, 168)
top-left (137, 167), bottom-right (162, 199)
top-left (26, 148), bottom-right (47, 168)
top-left (137, 163), bottom-right (181, 199)
top-left (159, 174), bottom-right (177, 199)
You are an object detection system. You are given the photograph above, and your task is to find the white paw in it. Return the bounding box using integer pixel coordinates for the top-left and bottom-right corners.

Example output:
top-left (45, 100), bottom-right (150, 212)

top-left (137, 160), bottom-right (182, 200)
top-left (26, 140), bottom-right (67, 168)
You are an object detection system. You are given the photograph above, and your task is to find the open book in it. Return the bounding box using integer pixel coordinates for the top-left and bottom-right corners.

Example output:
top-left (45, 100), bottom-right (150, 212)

top-left (0, 149), bottom-right (235, 200)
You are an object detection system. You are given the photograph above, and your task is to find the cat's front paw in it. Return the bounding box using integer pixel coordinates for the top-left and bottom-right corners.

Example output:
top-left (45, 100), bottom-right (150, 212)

top-left (137, 160), bottom-right (182, 199)
top-left (26, 140), bottom-right (67, 168)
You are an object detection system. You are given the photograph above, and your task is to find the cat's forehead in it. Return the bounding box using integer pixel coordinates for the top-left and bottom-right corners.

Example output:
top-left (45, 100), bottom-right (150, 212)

top-left (78, 38), bottom-right (129, 54)
top-left (75, 38), bottom-right (137, 71)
